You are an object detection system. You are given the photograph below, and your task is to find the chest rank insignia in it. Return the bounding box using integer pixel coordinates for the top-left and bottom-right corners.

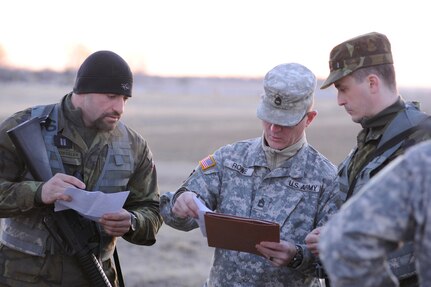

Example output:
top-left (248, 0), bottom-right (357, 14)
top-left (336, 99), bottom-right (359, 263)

top-left (199, 155), bottom-right (216, 171)
top-left (54, 134), bottom-right (72, 149)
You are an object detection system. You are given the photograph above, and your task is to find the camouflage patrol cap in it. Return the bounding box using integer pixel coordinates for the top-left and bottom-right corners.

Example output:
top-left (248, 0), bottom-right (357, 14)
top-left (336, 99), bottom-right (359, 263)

top-left (321, 32), bottom-right (393, 89)
top-left (256, 63), bottom-right (316, 126)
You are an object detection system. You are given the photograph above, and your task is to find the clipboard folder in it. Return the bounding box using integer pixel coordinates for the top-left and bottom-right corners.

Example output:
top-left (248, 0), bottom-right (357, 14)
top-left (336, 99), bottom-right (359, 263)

top-left (204, 212), bottom-right (280, 256)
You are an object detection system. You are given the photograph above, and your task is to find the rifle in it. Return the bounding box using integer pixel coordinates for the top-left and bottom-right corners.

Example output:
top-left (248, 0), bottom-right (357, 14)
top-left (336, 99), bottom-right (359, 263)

top-left (7, 116), bottom-right (113, 287)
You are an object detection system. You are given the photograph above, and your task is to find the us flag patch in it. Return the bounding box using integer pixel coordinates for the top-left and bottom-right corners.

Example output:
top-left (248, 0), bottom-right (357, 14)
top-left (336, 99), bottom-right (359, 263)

top-left (199, 155), bottom-right (216, 170)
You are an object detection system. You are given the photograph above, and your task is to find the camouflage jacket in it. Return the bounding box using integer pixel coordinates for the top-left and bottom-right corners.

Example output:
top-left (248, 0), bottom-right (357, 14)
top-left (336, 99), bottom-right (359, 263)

top-left (340, 99), bottom-right (430, 198)
top-left (0, 94), bottom-right (162, 284)
top-left (338, 99), bottom-right (431, 280)
top-left (319, 140), bottom-right (431, 287)
top-left (161, 137), bottom-right (341, 287)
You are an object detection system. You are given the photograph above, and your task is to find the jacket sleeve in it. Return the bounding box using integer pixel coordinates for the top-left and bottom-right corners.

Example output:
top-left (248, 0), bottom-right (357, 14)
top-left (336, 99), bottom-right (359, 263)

top-left (296, 174), bottom-right (342, 275)
top-left (160, 150), bottom-right (223, 231)
top-left (122, 135), bottom-right (163, 246)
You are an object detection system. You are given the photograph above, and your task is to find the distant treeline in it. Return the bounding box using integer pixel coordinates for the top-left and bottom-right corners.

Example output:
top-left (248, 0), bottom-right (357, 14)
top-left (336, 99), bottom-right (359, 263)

top-left (0, 66), bottom-right (266, 97)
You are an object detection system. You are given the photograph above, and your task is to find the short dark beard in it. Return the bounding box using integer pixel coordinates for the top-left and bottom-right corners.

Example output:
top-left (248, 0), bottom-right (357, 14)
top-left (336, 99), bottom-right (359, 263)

top-left (93, 112), bottom-right (120, 131)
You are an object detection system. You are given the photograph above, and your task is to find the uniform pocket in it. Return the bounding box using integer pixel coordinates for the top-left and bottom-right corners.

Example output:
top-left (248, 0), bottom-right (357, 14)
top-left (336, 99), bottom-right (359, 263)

top-left (0, 245), bottom-right (61, 283)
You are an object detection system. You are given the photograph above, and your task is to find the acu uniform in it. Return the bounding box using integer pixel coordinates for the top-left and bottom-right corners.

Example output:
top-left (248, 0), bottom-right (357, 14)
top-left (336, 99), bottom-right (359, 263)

top-left (319, 140), bottom-right (431, 287)
top-left (161, 137), bottom-right (340, 286)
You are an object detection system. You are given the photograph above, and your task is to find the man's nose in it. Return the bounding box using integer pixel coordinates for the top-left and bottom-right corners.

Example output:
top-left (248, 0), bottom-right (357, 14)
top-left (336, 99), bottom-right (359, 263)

top-left (113, 97), bottom-right (126, 114)
top-left (337, 94), bottom-right (346, 106)
top-left (270, 124), bottom-right (282, 131)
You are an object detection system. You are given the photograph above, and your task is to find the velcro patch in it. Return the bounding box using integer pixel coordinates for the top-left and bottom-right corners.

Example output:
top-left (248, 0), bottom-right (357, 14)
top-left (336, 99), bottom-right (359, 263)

top-left (199, 155), bottom-right (216, 170)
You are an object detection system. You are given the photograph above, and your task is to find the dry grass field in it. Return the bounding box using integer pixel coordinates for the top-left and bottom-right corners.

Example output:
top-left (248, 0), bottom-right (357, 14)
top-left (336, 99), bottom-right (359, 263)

top-left (1, 77), bottom-right (431, 287)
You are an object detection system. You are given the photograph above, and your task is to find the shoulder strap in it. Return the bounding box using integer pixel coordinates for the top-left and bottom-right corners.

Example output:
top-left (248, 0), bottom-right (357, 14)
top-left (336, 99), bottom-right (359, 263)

top-left (31, 103), bottom-right (57, 128)
top-left (345, 115), bottom-right (431, 201)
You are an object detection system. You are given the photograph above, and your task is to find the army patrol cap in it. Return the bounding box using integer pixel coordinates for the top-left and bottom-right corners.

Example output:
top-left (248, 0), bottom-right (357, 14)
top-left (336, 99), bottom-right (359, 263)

top-left (257, 63), bottom-right (316, 126)
top-left (321, 32), bottom-right (393, 89)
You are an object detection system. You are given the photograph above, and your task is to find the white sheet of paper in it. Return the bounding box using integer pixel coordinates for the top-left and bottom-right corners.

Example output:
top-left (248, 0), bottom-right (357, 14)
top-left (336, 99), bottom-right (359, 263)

top-left (193, 195), bottom-right (213, 237)
top-left (54, 187), bottom-right (130, 221)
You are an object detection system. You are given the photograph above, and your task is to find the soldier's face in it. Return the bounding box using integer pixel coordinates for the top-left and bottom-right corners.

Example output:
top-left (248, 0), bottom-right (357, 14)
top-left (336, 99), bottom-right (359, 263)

top-left (80, 93), bottom-right (128, 131)
top-left (262, 111), bottom-right (315, 150)
top-left (334, 75), bottom-right (375, 123)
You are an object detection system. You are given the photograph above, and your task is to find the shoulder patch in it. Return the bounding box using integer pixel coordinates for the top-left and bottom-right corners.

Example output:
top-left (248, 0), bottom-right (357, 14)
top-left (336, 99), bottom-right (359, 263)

top-left (199, 155), bottom-right (216, 170)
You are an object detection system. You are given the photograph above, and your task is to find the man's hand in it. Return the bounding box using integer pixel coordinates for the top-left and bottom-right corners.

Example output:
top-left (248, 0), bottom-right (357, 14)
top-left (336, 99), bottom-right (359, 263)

top-left (255, 240), bottom-right (298, 267)
top-left (305, 227), bottom-right (322, 256)
top-left (99, 209), bottom-right (132, 236)
top-left (172, 191), bottom-right (199, 218)
top-left (40, 173), bottom-right (86, 204)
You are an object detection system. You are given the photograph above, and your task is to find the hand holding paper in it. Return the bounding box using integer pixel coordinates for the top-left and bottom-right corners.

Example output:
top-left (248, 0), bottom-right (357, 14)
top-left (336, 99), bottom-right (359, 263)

top-left (192, 195), bottom-right (212, 237)
top-left (54, 187), bottom-right (130, 221)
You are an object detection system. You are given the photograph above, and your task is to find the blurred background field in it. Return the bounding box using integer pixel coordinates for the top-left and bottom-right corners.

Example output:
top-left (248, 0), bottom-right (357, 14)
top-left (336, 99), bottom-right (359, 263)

top-left (1, 72), bottom-right (431, 286)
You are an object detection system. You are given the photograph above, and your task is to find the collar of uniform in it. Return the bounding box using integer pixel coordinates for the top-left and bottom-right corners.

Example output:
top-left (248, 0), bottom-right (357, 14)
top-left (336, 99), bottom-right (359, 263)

top-left (59, 93), bottom-right (123, 149)
top-left (63, 93), bottom-right (82, 126)
top-left (239, 137), bottom-right (269, 168)
top-left (262, 134), bottom-right (306, 170)
top-left (255, 135), bottom-right (310, 178)
top-left (360, 97), bottom-right (405, 144)
top-left (269, 143), bottom-right (310, 179)
top-left (360, 97), bottom-right (404, 129)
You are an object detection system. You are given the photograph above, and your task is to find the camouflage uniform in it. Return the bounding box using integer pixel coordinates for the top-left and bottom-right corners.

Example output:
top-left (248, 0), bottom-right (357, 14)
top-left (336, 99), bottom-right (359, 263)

top-left (161, 63), bottom-right (342, 287)
top-left (319, 140), bottom-right (431, 287)
top-left (161, 137), bottom-right (340, 286)
top-left (0, 93), bottom-right (163, 286)
top-left (319, 32), bottom-right (431, 286)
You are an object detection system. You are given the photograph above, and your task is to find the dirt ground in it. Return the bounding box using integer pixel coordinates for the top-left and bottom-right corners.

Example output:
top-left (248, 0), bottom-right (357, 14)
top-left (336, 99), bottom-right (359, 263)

top-left (1, 79), bottom-right (431, 287)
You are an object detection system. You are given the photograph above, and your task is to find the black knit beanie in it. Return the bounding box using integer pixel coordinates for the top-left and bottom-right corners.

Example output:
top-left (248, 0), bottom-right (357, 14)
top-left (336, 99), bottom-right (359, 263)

top-left (73, 50), bottom-right (133, 97)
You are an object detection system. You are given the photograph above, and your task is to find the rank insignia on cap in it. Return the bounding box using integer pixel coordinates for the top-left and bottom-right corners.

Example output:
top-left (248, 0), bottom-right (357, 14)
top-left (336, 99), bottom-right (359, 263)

top-left (199, 155), bottom-right (216, 170)
top-left (274, 96), bottom-right (282, 106)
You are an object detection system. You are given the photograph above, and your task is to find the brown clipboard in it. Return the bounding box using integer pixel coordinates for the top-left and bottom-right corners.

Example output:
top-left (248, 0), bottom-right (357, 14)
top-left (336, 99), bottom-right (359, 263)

top-left (204, 212), bottom-right (280, 256)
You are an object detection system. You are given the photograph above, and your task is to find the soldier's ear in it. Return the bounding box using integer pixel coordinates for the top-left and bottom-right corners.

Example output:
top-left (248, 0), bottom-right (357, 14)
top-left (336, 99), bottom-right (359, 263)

top-left (367, 74), bottom-right (380, 91)
top-left (305, 110), bottom-right (318, 126)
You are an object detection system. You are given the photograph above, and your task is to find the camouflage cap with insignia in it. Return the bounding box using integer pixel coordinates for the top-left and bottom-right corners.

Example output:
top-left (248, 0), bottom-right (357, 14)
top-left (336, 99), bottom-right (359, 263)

top-left (256, 63), bottom-right (316, 126)
top-left (321, 32), bottom-right (393, 89)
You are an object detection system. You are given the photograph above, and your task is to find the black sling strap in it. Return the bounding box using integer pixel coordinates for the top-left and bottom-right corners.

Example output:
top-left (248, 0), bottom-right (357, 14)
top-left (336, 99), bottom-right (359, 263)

top-left (345, 117), bottom-right (431, 201)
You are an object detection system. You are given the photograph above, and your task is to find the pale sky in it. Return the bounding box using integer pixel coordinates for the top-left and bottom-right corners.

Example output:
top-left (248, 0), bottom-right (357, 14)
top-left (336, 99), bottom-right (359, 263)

top-left (1, 0), bottom-right (431, 88)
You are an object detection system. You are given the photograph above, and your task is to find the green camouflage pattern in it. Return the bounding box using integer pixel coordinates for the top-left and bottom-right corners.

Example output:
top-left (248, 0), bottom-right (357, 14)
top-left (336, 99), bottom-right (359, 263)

top-left (336, 100), bottom-right (431, 286)
top-left (161, 138), bottom-right (342, 287)
top-left (319, 140), bottom-right (431, 287)
top-left (0, 94), bottom-right (163, 286)
top-left (321, 32), bottom-right (393, 89)
top-left (346, 100), bottom-right (431, 194)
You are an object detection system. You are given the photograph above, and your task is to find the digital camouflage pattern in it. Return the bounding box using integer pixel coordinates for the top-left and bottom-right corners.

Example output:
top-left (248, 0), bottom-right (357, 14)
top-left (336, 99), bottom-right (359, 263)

top-left (161, 137), bottom-right (342, 287)
top-left (321, 32), bottom-right (393, 89)
top-left (256, 63), bottom-right (316, 127)
top-left (0, 94), bottom-right (163, 286)
top-left (319, 140), bottom-right (431, 287)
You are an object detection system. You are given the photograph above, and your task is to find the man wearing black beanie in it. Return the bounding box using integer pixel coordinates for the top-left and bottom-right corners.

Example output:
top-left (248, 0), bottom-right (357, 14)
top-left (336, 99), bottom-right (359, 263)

top-left (74, 50), bottom-right (133, 98)
top-left (0, 51), bottom-right (162, 286)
